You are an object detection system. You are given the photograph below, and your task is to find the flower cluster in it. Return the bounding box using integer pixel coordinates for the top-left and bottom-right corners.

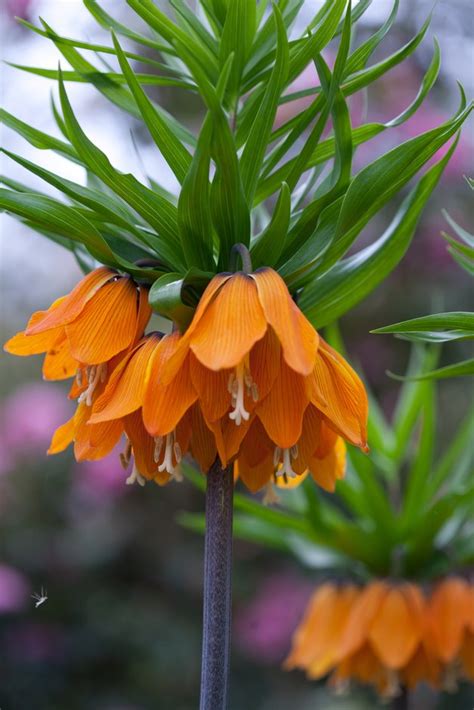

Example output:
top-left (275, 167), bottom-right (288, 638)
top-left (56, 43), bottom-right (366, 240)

top-left (5, 266), bottom-right (368, 492)
top-left (285, 577), bottom-right (474, 698)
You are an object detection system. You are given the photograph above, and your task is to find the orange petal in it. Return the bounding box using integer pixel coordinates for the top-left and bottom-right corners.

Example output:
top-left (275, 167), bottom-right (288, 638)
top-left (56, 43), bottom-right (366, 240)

top-left (234, 454), bottom-right (274, 493)
top-left (190, 406), bottom-right (218, 472)
top-left (337, 581), bottom-right (388, 660)
top-left (369, 585), bottom-right (423, 669)
top-left (309, 436), bottom-right (346, 492)
top-left (133, 285), bottom-right (152, 342)
top-left (240, 416), bottom-right (274, 468)
top-left (218, 414), bottom-right (253, 465)
top-left (252, 268), bottom-right (318, 375)
top-left (256, 355), bottom-right (309, 448)
top-left (4, 318), bottom-right (63, 356)
top-left (292, 405), bottom-right (323, 474)
top-left (308, 339), bottom-right (368, 450)
top-left (42, 331), bottom-right (78, 381)
top-left (47, 415), bottom-right (75, 454)
top-left (65, 277), bottom-right (139, 364)
top-left (90, 336), bottom-right (160, 422)
top-left (143, 336), bottom-right (198, 437)
top-left (249, 328), bottom-right (280, 403)
top-left (73, 401), bottom-right (124, 460)
top-left (189, 354), bottom-right (232, 422)
top-left (189, 273), bottom-right (267, 370)
top-left (459, 630), bottom-right (474, 681)
top-left (426, 577), bottom-right (471, 662)
top-left (124, 410), bottom-right (170, 485)
top-left (27, 267), bottom-right (115, 334)
top-left (160, 274), bottom-right (231, 384)
top-left (401, 644), bottom-right (442, 690)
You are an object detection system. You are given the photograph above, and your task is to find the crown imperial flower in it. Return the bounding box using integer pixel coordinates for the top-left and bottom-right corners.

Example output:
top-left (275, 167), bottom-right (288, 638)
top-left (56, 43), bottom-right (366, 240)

top-left (286, 578), bottom-right (474, 698)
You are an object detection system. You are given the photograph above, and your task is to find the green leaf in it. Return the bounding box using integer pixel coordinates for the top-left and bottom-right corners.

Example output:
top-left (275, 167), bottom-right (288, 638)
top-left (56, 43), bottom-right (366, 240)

top-left (38, 18), bottom-right (195, 148)
top-left (173, 46), bottom-right (250, 267)
top-left (112, 33), bottom-right (192, 184)
top-left (219, 0), bottom-right (257, 103)
top-left (239, 5), bottom-right (289, 204)
top-left (298, 139), bottom-right (457, 320)
top-left (1, 148), bottom-right (144, 236)
top-left (442, 208), bottom-right (474, 248)
top-left (345, 0), bottom-right (399, 74)
top-left (390, 346), bottom-right (439, 462)
top-left (429, 406), bottom-right (474, 496)
top-left (251, 183), bottom-right (291, 268)
top-left (0, 189), bottom-right (117, 265)
top-left (388, 359), bottom-right (474, 382)
top-left (317, 100), bottom-right (472, 273)
top-left (372, 312), bottom-right (474, 343)
top-left (57, 70), bottom-right (185, 270)
top-left (177, 119), bottom-right (216, 271)
top-left (170, 0), bottom-right (218, 57)
top-left (0, 108), bottom-right (79, 163)
top-left (10, 63), bottom-right (194, 89)
top-left (148, 273), bottom-right (195, 330)
top-left (83, 0), bottom-right (177, 54)
top-left (401, 383), bottom-right (436, 527)
top-left (126, 0), bottom-right (218, 81)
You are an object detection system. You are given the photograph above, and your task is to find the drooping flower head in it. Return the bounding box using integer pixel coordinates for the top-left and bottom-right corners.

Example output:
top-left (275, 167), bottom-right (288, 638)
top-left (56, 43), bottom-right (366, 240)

top-left (285, 578), bottom-right (474, 698)
top-left (4, 260), bottom-right (368, 495)
top-left (157, 267), bottom-right (368, 492)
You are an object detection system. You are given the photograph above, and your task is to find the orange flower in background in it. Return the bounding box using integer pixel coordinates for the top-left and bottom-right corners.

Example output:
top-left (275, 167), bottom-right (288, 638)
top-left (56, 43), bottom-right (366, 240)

top-left (285, 578), bottom-right (474, 698)
top-left (425, 577), bottom-right (474, 682)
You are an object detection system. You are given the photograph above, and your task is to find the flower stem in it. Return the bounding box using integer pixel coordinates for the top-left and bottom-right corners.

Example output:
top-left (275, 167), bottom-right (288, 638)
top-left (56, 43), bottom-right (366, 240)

top-left (199, 459), bottom-right (234, 710)
top-left (392, 687), bottom-right (409, 710)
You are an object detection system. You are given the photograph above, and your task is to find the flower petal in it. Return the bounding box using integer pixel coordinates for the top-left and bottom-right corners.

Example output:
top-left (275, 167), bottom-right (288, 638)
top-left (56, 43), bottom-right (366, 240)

top-left (426, 578), bottom-right (471, 662)
top-left (65, 277), bottom-right (139, 364)
top-left (47, 415), bottom-right (75, 454)
top-left (90, 335), bottom-right (160, 422)
top-left (337, 581), bottom-right (388, 660)
top-left (256, 355), bottom-right (309, 448)
top-left (308, 339), bottom-right (368, 450)
top-left (235, 454), bottom-right (274, 493)
top-left (369, 585), bottom-right (423, 669)
top-left (125, 410), bottom-right (170, 485)
top-left (189, 273), bottom-right (267, 370)
top-left (252, 268), bottom-right (318, 375)
top-left (189, 354), bottom-right (232, 423)
top-left (42, 331), bottom-right (78, 381)
top-left (160, 274), bottom-right (231, 384)
top-left (190, 406), bottom-right (218, 472)
top-left (249, 328), bottom-right (280, 403)
top-left (143, 335), bottom-right (198, 437)
top-left (309, 436), bottom-right (346, 492)
top-left (27, 267), bottom-right (115, 334)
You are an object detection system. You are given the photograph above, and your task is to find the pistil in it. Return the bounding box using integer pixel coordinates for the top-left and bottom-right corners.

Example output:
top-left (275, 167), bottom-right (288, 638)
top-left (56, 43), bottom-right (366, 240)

top-left (126, 462), bottom-right (146, 486)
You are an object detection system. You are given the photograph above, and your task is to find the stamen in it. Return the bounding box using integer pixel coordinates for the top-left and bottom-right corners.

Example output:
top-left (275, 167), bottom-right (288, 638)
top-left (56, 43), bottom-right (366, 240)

top-left (119, 439), bottom-right (132, 470)
top-left (158, 432), bottom-right (176, 474)
top-left (153, 436), bottom-right (164, 463)
top-left (229, 361), bottom-right (250, 426)
top-left (275, 448), bottom-right (297, 478)
top-left (227, 373), bottom-right (235, 394)
top-left (290, 444), bottom-right (299, 460)
top-left (75, 369), bottom-right (83, 387)
top-left (251, 383), bottom-right (259, 402)
top-left (262, 482), bottom-right (280, 506)
top-left (173, 441), bottom-right (182, 464)
top-left (126, 463), bottom-right (146, 486)
top-left (77, 363), bottom-right (107, 406)
top-left (273, 446), bottom-right (281, 467)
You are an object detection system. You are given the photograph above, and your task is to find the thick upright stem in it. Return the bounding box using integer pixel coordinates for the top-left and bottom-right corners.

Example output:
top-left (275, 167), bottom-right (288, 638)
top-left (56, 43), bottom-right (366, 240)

top-left (392, 687), bottom-right (409, 710)
top-left (199, 459), bottom-right (234, 710)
